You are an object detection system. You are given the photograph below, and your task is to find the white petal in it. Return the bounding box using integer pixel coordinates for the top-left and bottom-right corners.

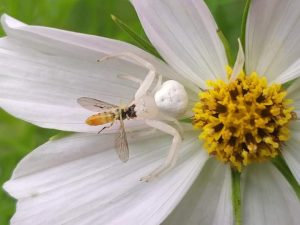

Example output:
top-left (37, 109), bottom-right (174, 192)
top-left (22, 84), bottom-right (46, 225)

top-left (242, 163), bottom-right (300, 225)
top-left (287, 78), bottom-right (300, 115)
top-left (246, 0), bottom-right (300, 83)
top-left (163, 159), bottom-right (233, 225)
top-left (282, 120), bottom-right (300, 183)
top-left (230, 39), bottom-right (245, 81)
top-left (0, 15), bottom-right (196, 132)
top-left (131, 0), bottom-right (228, 89)
top-left (4, 131), bottom-right (208, 225)
top-left (274, 59), bottom-right (300, 84)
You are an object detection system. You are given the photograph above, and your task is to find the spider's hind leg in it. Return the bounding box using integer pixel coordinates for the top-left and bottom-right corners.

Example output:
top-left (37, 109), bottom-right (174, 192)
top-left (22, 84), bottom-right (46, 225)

top-left (140, 120), bottom-right (182, 182)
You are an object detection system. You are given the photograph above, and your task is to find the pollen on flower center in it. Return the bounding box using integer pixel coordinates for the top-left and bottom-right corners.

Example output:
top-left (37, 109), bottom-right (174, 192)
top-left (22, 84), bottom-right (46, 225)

top-left (192, 67), bottom-right (295, 171)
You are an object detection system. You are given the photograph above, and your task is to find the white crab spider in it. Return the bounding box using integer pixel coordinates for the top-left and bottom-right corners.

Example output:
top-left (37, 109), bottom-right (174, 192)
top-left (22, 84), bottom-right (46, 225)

top-left (100, 52), bottom-right (189, 182)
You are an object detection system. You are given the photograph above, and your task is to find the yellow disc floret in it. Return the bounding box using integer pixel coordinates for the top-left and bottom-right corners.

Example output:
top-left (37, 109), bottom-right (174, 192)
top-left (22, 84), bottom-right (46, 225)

top-left (193, 68), bottom-right (295, 171)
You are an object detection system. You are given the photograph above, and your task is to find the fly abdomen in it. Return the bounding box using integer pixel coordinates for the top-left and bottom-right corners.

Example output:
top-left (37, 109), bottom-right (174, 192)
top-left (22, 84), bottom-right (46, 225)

top-left (85, 112), bottom-right (115, 126)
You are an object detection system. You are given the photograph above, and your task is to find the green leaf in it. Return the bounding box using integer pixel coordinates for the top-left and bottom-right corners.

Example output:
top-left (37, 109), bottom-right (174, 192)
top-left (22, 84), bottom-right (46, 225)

top-left (111, 15), bottom-right (162, 59)
top-left (217, 29), bottom-right (234, 66)
top-left (231, 169), bottom-right (242, 225)
top-left (240, 0), bottom-right (251, 50)
top-left (272, 156), bottom-right (300, 200)
top-left (49, 131), bottom-right (74, 141)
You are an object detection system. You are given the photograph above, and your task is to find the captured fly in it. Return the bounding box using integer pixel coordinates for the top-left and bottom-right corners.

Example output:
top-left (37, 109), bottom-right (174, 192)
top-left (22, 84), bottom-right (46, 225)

top-left (77, 97), bottom-right (136, 162)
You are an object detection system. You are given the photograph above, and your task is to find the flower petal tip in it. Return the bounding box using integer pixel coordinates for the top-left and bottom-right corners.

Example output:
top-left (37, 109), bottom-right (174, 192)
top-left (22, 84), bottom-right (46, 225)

top-left (2, 180), bottom-right (13, 196)
top-left (1, 14), bottom-right (25, 31)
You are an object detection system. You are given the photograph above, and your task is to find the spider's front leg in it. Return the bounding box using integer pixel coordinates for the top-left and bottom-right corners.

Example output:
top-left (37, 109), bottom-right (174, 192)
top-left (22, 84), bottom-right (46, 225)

top-left (99, 52), bottom-right (160, 99)
top-left (140, 120), bottom-right (182, 182)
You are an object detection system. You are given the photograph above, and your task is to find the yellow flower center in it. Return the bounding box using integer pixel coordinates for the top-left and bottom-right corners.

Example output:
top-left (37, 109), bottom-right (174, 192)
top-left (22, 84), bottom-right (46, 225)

top-left (193, 67), bottom-right (295, 171)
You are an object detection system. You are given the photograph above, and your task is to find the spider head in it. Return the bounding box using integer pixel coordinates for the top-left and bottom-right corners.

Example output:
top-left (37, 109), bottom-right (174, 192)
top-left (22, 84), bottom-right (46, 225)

top-left (134, 95), bottom-right (159, 120)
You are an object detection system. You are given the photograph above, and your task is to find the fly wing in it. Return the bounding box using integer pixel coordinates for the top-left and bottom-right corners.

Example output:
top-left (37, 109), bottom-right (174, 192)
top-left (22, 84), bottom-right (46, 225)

top-left (77, 97), bottom-right (117, 112)
top-left (115, 111), bottom-right (129, 162)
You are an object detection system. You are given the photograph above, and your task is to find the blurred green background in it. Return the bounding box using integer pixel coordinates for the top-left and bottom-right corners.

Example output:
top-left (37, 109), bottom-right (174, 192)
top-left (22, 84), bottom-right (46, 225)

top-left (0, 0), bottom-right (245, 224)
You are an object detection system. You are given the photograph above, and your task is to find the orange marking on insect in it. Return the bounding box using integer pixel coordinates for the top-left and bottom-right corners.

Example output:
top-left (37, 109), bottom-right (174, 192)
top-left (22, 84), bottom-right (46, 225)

top-left (85, 112), bottom-right (116, 126)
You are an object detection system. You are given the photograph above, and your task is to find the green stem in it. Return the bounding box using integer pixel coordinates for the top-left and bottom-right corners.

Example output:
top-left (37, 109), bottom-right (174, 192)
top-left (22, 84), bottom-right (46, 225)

top-left (272, 156), bottom-right (300, 200)
top-left (240, 0), bottom-right (251, 50)
top-left (231, 168), bottom-right (242, 225)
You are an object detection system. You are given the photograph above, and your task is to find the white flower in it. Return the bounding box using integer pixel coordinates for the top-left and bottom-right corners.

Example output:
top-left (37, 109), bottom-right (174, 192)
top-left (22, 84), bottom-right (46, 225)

top-left (1, 0), bottom-right (300, 225)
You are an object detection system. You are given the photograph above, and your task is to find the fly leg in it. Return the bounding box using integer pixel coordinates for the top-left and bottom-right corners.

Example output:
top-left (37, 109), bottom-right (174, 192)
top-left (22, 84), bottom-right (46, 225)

top-left (98, 122), bottom-right (114, 134)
